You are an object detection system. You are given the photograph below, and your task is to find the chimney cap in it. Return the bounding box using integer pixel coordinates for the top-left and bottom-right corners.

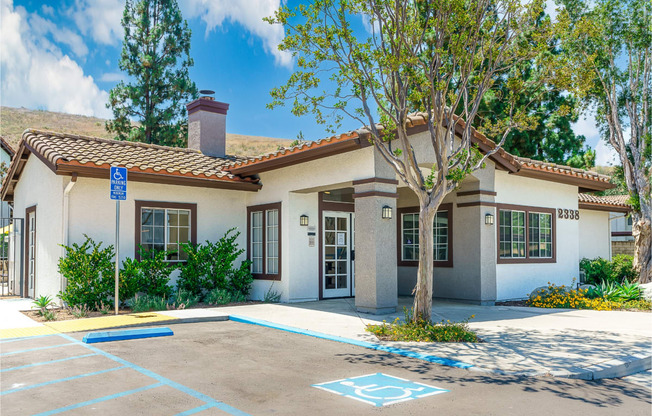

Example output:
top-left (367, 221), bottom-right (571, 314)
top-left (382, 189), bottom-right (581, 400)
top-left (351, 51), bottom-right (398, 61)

top-left (199, 89), bottom-right (215, 95)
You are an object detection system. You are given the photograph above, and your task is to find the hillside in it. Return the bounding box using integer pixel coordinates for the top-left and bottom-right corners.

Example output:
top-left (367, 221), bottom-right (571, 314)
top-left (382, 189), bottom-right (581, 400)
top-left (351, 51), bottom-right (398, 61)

top-left (0, 106), bottom-right (292, 156)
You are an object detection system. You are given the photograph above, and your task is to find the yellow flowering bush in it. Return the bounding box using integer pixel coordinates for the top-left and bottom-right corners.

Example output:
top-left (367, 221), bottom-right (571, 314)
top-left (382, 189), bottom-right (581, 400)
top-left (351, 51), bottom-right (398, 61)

top-left (527, 282), bottom-right (613, 310)
top-left (365, 308), bottom-right (480, 342)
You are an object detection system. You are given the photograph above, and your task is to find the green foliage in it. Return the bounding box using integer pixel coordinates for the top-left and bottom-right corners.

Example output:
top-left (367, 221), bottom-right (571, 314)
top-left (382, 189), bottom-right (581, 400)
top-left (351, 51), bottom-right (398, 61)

top-left (586, 281), bottom-right (642, 302)
top-left (263, 284), bottom-right (282, 303)
top-left (70, 304), bottom-right (90, 318)
top-left (177, 229), bottom-right (253, 297)
top-left (96, 301), bottom-right (112, 315)
top-left (171, 289), bottom-right (200, 309)
top-left (106, 0), bottom-right (198, 146)
top-left (527, 283), bottom-right (613, 310)
top-left (130, 294), bottom-right (169, 313)
top-left (58, 236), bottom-right (115, 309)
top-left (120, 248), bottom-right (173, 302)
top-left (580, 255), bottom-right (637, 284)
top-left (32, 295), bottom-right (54, 315)
top-left (366, 308), bottom-right (479, 343)
top-left (205, 288), bottom-right (232, 306)
top-left (41, 309), bottom-right (57, 321)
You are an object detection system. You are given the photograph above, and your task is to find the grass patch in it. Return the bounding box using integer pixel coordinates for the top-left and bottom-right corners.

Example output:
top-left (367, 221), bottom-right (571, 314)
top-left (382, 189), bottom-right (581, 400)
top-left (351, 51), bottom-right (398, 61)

top-left (366, 308), bottom-right (480, 343)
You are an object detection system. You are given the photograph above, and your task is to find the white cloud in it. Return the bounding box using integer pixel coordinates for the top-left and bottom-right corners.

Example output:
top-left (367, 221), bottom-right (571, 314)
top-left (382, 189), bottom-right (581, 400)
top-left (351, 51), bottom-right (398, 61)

top-left (71, 0), bottom-right (124, 45)
top-left (100, 72), bottom-right (125, 82)
top-left (184, 0), bottom-right (292, 68)
top-left (29, 14), bottom-right (89, 57)
top-left (572, 111), bottom-right (601, 142)
top-left (0, 0), bottom-right (110, 118)
top-left (41, 4), bottom-right (54, 16)
top-left (595, 140), bottom-right (619, 166)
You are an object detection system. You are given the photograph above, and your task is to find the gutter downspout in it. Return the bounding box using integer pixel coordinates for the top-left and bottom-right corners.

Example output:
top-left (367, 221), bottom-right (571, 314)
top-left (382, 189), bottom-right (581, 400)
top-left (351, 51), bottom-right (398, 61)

top-left (60, 174), bottom-right (78, 299)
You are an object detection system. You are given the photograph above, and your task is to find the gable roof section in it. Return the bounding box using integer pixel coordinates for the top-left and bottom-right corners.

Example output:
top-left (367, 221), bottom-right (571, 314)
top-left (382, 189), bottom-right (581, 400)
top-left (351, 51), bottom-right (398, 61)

top-left (226, 112), bottom-right (612, 192)
top-left (1, 129), bottom-right (261, 201)
top-left (227, 112), bottom-right (520, 176)
top-left (578, 193), bottom-right (631, 213)
top-left (0, 136), bottom-right (15, 157)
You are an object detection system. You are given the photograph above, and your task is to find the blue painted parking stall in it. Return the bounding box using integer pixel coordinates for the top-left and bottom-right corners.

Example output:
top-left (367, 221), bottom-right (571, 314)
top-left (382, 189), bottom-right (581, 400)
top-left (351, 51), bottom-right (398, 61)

top-left (313, 373), bottom-right (449, 407)
top-left (0, 332), bottom-right (249, 416)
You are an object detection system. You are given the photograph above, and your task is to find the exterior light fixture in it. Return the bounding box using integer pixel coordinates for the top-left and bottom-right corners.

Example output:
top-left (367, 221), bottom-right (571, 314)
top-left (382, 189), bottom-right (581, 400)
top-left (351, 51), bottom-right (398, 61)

top-left (485, 213), bottom-right (494, 225)
top-left (300, 215), bottom-right (309, 226)
top-left (382, 205), bottom-right (393, 220)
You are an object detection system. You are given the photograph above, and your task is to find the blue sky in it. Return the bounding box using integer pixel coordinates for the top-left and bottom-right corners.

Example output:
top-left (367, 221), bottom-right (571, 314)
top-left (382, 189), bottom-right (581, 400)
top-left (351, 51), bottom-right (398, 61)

top-left (0, 0), bottom-right (616, 164)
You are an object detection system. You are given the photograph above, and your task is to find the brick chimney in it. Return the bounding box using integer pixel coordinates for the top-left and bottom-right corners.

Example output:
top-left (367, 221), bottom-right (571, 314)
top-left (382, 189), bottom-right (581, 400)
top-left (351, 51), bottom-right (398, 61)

top-left (186, 96), bottom-right (229, 158)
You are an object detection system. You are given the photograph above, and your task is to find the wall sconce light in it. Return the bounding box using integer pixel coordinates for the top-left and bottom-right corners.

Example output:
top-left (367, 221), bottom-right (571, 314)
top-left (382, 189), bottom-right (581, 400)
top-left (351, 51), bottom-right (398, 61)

top-left (382, 205), bottom-right (393, 220)
top-left (485, 213), bottom-right (494, 225)
top-left (300, 215), bottom-right (309, 226)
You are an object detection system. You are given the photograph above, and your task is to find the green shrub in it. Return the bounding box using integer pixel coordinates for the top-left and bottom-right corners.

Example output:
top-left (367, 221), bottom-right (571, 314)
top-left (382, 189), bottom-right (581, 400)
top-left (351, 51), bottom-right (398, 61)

top-left (58, 236), bottom-right (115, 309)
top-left (171, 289), bottom-right (200, 309)
top-left (580, 255), bottom-right (637, 285)
top-left (130, 294), bottom-right (169, 313)
top-left (70, 304), bottom-right (90, 318)
top-left (365, 308), bottom-right (480, 343)
top-left (586, 281), bottom-right (641, 302)
top-left (263, 284), bottom-right (282, 303)
top-left (32, 295), bottom-right (54, 316)
top-left (41, 309), bottom-right (57, 321)
top-left (230, 292), bottom-right (247, 303)
top-left (120, 248), bottom-right (173, 301)
top-left (205, 288), bottom-right (232, 305)
top-left (177, 229), bottom-right (253, 297)
top-left (611, 255), bottom-right (638, 283)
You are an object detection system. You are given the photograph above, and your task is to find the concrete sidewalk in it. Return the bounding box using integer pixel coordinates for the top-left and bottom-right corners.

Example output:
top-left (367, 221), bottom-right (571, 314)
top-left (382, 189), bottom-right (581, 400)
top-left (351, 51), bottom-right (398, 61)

top-left (161, 297), bottom-right (652, 380)
top-left (2, 297), bottom-right (651, 380)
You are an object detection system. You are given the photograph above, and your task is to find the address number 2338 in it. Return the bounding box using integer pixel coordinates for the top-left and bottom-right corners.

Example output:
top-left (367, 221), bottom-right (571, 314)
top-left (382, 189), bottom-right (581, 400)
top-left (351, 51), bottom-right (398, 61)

top-left (558, 208), bottom-right (580, 220)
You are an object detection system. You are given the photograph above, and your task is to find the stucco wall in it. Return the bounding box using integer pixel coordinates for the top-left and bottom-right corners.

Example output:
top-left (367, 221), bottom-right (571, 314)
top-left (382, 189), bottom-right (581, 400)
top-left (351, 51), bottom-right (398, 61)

top-left (12, 157), bottom-right (65, 299)
top-left (578, 209), bottom-right (611, 260)
top-left (494, 171), bottom-right (579, 300)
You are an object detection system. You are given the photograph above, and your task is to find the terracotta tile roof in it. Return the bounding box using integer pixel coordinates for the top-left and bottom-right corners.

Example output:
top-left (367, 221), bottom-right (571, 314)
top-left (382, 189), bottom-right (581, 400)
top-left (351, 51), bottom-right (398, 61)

top-left (1, 129), bottom-right (260, 201)
top-left (0, 136), bottom-right (15, 157)
top-left (515, 156), bottom-right (611, 185)
top-left (578, 193), bottom-right (630, 208)
top-left (21, 129), bottom-right (252, 180)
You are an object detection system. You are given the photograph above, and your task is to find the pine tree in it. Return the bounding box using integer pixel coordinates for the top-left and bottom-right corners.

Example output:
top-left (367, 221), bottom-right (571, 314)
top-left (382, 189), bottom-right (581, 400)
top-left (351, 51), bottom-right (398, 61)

top-left (107, 0), bottom-right (198, 147)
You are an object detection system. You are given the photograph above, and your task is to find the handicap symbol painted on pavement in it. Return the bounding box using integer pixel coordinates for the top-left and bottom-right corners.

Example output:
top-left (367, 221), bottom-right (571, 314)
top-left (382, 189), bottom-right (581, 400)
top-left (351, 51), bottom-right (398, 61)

top-left (313, 373), bottom-right (448, 407)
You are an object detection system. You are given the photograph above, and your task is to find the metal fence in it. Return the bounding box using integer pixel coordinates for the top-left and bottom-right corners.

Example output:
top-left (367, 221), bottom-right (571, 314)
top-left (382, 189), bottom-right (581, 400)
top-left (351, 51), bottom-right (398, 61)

top-left (1, 217), bottom-right (24, 297)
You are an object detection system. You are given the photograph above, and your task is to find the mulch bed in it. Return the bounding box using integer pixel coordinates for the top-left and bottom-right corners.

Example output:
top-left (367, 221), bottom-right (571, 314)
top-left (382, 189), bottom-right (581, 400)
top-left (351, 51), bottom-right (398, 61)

top-left (22, 301), bottom-right (263, 322)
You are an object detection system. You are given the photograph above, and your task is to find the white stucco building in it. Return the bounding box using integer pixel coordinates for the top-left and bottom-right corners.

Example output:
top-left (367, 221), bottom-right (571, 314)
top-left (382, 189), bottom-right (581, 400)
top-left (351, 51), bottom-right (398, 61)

top-left (1, 97), bottom-right (621, 312)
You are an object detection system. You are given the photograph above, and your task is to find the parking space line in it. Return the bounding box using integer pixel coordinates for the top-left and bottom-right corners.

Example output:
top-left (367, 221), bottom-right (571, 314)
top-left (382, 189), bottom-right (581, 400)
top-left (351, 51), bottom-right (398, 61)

top-left (0, 334), bottom-right (57, 344)
top-left (0, 353), bottom-right (98, 372)
top-left (32, 382), bottom-right (164, 416)
top-left (56, 333), bottom-right (251, 416)
top-left (175, 404), bottom-right (216, 415)
top-left (1, 366), bottom-right (127, 395)
top-left (0, 342), bottom-right (76, 356)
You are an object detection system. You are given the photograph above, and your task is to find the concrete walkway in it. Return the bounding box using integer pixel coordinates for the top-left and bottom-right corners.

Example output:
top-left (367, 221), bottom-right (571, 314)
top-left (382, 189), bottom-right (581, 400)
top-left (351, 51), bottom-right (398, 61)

top-left (2, 297), bottom-right (651, 381)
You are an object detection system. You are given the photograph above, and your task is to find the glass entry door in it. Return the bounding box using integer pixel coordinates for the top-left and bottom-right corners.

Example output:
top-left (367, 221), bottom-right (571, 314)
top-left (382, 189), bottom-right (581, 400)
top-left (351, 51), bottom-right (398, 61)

top-left (323, 211), bottom-right (354, 298)
top-left (26, 209), bottom-right (36, 298)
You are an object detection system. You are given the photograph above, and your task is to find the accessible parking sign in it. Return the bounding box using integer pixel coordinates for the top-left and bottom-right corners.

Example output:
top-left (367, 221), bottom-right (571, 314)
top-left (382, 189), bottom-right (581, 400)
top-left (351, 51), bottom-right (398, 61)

top-left (110, 166), bottom-right (127, 200)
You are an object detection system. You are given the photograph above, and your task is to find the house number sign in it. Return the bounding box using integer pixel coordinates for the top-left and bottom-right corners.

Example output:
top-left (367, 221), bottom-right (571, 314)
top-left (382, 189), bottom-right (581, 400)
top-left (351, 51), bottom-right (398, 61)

top-left (558, 208), bottom-right (580, 220)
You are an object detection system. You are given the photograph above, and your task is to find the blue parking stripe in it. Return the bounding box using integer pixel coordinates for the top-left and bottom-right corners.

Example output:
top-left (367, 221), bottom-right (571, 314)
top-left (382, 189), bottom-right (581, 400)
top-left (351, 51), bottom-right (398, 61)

top-left (1, 366), bottom-right (127, 395)
top-left (57, 333), bottom-right (251, 416)
top-left (0, 353), bottom-right (98, 372)
top-left (32, 382), bottom-right (164, 416)
top-left (0, 334), bottom-right (57, 343)
top-left (229, 315), bottom-right (474, 369)
top-left (175, 404), bottom-right (216, 415)
top-left (0, 342), bottom-right (76, 356)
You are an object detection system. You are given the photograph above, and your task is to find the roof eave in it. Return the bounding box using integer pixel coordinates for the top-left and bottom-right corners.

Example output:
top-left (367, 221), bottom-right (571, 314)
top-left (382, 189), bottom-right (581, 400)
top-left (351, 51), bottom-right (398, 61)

top-left (579, 202), bottom-right (631, 213)
top-left (513, 168), bottom-right (614, 192)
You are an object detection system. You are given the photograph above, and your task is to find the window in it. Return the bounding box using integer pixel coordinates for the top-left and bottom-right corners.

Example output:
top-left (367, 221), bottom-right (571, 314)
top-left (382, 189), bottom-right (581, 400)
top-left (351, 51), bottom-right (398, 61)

top-left (528, 212), bottom-right (552, 258)
top-left (398, 204), bottom-right (453, 267)
top-left (247, 203), bottom-right (282, 280)
top-left (135, 201), bottom-right (197, 262)
top-left (497, 205), bottom-right (555, 263)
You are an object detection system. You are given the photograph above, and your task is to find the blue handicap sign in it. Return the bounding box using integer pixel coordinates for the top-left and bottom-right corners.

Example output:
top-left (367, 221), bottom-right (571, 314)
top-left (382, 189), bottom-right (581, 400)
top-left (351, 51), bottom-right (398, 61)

top-left (110, 166), bottom-right (127, 200)
top-left (313, 373), bottom-right (448, 407)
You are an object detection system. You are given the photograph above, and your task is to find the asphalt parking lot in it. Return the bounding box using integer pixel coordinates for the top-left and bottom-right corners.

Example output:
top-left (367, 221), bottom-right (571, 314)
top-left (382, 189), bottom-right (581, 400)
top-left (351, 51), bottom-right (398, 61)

top-left (1, 321), bottom-right (650, 415)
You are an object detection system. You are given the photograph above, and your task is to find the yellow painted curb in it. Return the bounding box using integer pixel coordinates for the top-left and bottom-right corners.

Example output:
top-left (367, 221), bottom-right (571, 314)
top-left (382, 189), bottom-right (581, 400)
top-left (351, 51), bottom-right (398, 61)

top-left (1, 312), bottom-right (179, 339)
top-left (0, 326), bottom-right (58, 339)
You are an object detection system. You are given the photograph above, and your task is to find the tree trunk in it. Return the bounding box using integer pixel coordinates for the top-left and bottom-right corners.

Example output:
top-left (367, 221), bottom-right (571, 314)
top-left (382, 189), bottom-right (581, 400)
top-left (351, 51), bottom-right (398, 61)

top-left (412, 205), bottom-right (435, 322)
top-left (633, 215), bottom-right (652, 283)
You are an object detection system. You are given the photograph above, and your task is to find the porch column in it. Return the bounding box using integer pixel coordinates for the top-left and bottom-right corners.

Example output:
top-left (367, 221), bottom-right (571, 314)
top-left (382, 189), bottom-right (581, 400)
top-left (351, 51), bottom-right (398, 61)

top-left (353, 177), bottom-right (399, 314)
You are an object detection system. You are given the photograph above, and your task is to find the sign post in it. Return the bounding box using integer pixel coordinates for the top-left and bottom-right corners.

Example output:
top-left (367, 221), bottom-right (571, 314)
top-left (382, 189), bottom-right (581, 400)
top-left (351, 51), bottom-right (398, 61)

top-left (110, 166), bottom-right (127, 315)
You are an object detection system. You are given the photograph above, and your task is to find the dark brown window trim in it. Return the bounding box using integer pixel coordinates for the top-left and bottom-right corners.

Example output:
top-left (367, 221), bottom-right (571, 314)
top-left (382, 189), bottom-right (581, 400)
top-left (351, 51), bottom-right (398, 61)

top-left (396, 203), bottom-right (454, 268)
top-left (134, 201), bottom-right (197, 262)
top-left (247, 202), bottom-right (282, 281)
top-left (25, 205), bottom-right (36, 297)
top-left (611, 231), bottom-right (632, 237)
top-left (352, 191), bottom-right (399, 199)
top-left (496, 203), bottom-right (556, 264)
